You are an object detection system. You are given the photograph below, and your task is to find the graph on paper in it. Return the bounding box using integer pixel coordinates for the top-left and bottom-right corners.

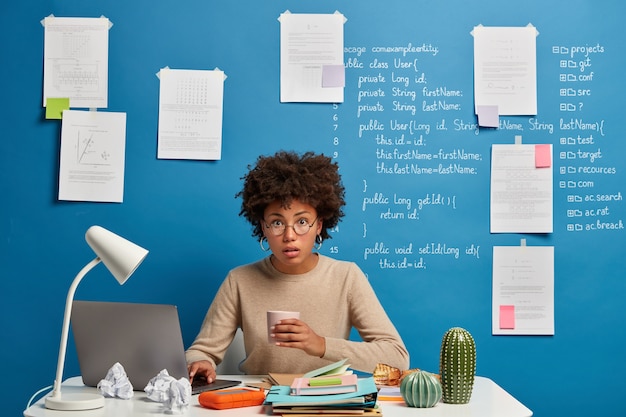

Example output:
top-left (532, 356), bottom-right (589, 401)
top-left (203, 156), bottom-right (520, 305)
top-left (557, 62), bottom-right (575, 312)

top-left (58, 110), bottom-right (126, 203)
top-left (75, 130), bottom-right (111, 166)
top-left (43, 16), bottom-right (109, 109)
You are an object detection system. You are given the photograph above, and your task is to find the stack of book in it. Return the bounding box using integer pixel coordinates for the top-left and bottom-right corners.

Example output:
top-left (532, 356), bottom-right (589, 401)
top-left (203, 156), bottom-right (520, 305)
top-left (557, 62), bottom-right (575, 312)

top-left (264, 360), bottom-right (381, 416)
top-left (291, 374), bottom-right (359, 396)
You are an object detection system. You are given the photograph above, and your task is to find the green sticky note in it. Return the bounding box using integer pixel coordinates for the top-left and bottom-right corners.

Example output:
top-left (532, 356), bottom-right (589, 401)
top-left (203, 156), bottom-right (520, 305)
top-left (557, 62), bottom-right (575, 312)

top-left (46, 98), bottom-right (70, 120)
top-left (309, 377), bottom-right (342, 386)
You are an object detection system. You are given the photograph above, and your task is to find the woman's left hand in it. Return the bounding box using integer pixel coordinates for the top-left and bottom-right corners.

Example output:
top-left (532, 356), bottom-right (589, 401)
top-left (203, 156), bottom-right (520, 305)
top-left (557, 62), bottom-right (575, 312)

top-left (270, 318), bottom-right (326, 357)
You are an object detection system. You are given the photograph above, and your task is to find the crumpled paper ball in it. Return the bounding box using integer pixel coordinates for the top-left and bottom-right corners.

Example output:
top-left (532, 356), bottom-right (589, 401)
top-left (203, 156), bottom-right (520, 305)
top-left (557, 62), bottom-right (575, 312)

top-left (97, 362), bottom-right (134, 399)
top-left (144, 369), bottom-right (176, 402)
top-left (144, 369), bottom-right (191, 413)
top-left (164, 378), bottom-right (192, 413)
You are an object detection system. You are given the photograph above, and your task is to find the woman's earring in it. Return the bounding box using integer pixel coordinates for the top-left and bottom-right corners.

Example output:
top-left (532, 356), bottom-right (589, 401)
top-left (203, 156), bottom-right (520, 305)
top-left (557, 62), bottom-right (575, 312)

top-left (259, 236), bottom-right (270, 252)
top-left (315, 234), bottom-right (323, 250)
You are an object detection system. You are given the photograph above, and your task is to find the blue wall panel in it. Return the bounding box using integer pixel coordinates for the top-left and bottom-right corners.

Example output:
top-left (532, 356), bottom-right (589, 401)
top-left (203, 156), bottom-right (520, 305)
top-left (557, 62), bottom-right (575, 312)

top-left (2, 1), bottom-right (624, 416)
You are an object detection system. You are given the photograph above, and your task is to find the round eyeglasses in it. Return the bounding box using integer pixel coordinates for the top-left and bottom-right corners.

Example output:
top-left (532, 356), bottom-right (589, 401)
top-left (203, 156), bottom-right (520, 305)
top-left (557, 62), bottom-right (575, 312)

top-left (264, 217), bottom-right (318, 236)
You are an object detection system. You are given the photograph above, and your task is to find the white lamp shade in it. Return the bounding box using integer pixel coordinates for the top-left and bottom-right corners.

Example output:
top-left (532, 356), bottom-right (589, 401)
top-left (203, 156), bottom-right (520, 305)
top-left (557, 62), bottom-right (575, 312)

top-left (85, 225), bottom-right (149, 285)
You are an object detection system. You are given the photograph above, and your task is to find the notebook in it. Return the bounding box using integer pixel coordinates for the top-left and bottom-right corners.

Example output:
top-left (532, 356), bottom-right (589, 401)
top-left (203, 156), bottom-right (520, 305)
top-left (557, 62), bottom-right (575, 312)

top-left (71, 300), bottom-right (240, 394)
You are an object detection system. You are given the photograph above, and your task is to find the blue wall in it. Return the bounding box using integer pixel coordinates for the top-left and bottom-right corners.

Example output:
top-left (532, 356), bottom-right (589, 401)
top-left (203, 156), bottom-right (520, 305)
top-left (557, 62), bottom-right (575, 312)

top-left (2, 1), bottom-right (624, 416)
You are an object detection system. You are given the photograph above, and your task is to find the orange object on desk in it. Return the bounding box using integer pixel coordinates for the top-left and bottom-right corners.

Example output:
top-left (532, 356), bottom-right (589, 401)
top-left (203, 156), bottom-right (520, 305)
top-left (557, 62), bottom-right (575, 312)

top-left (198, 387), bottom-right (266, 410)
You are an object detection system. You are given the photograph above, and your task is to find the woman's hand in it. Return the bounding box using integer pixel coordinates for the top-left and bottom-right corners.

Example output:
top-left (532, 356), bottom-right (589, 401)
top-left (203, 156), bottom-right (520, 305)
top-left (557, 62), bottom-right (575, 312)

top-left (188, 360), bottom-right (217, 384)
top-left (270, 318), bottom-right (326, 358)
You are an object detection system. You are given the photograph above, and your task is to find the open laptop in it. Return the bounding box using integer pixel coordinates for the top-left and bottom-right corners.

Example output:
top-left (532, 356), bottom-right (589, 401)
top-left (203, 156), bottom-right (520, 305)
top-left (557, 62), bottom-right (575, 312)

top-left (71, 300), bottom-right (240, 394)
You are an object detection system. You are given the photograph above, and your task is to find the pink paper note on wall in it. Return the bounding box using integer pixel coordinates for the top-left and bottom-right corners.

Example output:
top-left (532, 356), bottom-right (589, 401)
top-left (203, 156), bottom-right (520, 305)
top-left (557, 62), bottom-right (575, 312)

top-left (499, 305), bottom-right (516, 329)
top-left (535, 144), bottom-right (551, 168)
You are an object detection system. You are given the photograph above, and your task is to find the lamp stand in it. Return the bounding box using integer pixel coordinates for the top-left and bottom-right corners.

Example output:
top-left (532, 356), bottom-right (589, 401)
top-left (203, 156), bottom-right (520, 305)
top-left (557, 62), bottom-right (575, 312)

top-left (45, 258), bottom-right (105, 411)
top-left (44, 393), bottom-right (105, 411)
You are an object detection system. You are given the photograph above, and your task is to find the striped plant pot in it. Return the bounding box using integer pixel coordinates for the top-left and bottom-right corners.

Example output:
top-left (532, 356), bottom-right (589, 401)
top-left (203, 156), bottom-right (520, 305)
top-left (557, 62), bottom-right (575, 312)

top-left (400, 370), bottom-right (442, 408)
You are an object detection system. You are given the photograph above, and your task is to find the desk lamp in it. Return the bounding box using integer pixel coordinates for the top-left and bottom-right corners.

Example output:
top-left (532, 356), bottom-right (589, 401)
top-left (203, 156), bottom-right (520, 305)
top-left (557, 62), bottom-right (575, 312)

top-left (45, 225), bottom-right (149, 411)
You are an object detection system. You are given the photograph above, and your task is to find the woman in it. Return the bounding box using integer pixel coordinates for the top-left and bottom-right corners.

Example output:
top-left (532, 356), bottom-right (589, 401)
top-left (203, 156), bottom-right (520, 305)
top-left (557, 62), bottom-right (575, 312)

top-left (186, 151), bottom-right (409, 383)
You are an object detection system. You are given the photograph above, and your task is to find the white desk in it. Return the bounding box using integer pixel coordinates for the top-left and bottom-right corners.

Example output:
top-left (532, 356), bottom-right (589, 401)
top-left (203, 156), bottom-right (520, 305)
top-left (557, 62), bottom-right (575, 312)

top-left (24, 375), bottom-right (532, 417)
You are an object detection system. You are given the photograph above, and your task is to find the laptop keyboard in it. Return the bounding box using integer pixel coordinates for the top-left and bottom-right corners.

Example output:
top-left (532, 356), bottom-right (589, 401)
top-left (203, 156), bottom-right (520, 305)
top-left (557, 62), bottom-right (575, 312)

top-left (191, 378), bottom-right (242, 395)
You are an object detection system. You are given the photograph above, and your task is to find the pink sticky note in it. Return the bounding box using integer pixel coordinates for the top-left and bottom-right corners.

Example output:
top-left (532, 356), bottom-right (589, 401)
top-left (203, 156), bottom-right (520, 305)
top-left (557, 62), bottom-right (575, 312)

top-left (476, 105), bottom-right (499, 128)
top-left (322, 65), bottom-right (345, 88)
top-left (535, 144), bottom-right (551, 168)
top-left (499, 305), bottom-right (515, 329)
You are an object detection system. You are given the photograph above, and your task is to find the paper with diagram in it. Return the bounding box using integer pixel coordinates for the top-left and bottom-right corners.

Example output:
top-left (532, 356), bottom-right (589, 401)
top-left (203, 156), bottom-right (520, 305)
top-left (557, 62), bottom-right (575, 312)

top-left (58, 110), bottom-right (127, 202)
top-left (42, 16), bottom-right (110, 109)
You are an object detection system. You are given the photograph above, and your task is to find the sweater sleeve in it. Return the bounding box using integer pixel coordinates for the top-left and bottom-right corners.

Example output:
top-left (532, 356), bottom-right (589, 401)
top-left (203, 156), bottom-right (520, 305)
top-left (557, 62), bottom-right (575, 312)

top-left (185, 273), bottom-right (240, 369)
top-left (321, 263), bottom-right (410, 373)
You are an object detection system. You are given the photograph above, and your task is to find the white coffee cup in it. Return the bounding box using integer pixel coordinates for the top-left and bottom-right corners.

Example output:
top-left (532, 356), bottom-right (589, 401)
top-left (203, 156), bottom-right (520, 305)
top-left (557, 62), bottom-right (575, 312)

top-left (267, 310), bottom-right (300, 343)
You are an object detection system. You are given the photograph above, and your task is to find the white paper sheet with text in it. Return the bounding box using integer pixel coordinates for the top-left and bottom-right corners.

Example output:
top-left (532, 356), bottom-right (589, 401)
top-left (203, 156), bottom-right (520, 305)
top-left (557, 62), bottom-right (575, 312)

top-left (43, 16), bottom-right (110, 109)
top-left (490, 144), bottom-right (553, 233)
top-left (58, 110), bottom-right (126, 202)
top-left (473, 25), bottom-right (538, 115)
top-left (279, 12), bottom-right (345, 103)
top-left (492, 245), bottom-right (554, 335)
top-left (157, 68), bottom-right (224, 160)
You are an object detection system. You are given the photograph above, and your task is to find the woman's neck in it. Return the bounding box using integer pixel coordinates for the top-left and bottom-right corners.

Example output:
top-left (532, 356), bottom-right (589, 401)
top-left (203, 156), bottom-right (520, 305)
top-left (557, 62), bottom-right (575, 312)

top-left (270, 252), bottom-right (319, 275)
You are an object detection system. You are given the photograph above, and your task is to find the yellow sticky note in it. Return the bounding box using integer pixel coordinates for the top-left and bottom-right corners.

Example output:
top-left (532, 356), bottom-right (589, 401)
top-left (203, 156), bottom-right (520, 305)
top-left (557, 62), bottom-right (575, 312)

top-left (46, 98), bottom-right (70, 120)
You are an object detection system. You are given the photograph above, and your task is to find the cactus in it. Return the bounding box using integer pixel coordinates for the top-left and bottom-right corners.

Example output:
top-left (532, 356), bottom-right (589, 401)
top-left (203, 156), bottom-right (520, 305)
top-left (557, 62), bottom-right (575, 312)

top-left (400, 370), bottom-right (442, 408)
top-left (439, 327), bottom-right (476, 404)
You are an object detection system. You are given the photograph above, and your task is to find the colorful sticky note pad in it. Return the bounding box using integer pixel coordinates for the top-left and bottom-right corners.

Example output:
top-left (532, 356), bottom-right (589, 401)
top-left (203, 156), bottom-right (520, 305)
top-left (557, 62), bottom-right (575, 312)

top-left (499, 305), bottom-right (515, 329)
top-left (46, 98), bottom-right (70, 120)
top-left (535, 144), bottom-right (551, 168)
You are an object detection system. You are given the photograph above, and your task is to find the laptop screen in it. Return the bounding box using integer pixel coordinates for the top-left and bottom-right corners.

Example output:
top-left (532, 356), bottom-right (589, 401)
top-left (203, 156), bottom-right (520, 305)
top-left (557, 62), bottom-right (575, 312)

top-left (71, 300), bottom-right (190, 390)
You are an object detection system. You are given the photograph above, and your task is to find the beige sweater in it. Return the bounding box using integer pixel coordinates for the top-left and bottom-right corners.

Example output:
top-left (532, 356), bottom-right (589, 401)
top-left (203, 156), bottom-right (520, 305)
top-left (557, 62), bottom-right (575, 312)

top-left (185, 255), bottom-right (409, 375)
